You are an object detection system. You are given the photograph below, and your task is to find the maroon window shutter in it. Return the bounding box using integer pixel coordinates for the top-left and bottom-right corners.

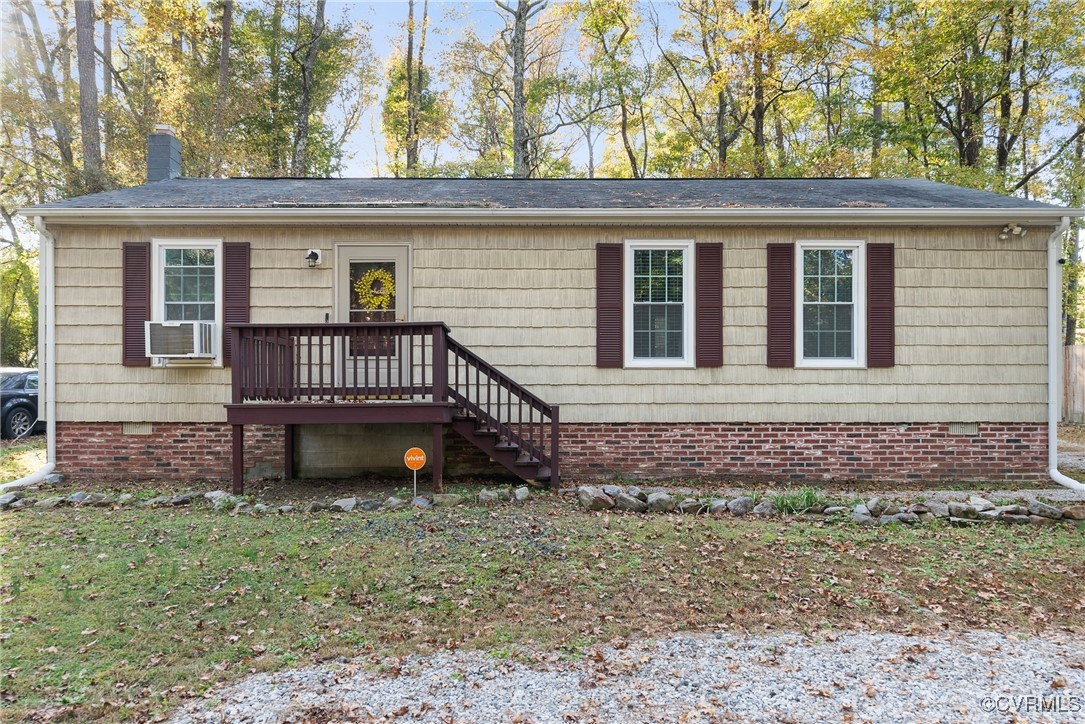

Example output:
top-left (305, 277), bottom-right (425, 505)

top-left (596, 243), bottom-right (623, 368)
top-left (766, 243), bottom-right (795, 368)
top-left (695, 242), bottom-right (723, 367)
top-left (222, 242), bottom-right (251, 367)
top-left (866, 243), bottom-right (895, 368)
top-left (122, 242), bottom-right (151, 367)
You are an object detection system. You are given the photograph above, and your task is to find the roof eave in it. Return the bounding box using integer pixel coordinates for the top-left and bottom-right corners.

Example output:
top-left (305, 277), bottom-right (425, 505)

top-left (23, 206), bottom-right (1083, 226)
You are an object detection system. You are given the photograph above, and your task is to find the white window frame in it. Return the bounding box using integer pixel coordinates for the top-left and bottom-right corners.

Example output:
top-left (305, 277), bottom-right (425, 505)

top-left (151, 238), bottom-right (224, 366)
top-left (623, 239), bottom-right (696, 369)
top-left (794, 239), bottom-right (866, 369)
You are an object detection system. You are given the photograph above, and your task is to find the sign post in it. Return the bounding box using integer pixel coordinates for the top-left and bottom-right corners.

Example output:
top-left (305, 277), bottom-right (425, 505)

top-left (404, 447), bottom-right (426, 498)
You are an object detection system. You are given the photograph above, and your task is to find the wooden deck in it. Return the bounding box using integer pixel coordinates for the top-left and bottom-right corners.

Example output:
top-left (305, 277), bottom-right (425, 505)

top-left (226, 323), bottom-right (558, 493)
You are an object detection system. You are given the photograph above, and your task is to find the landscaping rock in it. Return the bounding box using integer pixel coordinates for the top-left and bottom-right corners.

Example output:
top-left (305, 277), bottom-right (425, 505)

top-left (1062, 504), bottom-right (1085, 521)
top-left (82, 493), bottom-right (114, 507)
top-left (614, 492), bottom-right (648, 513)
top-left (411, 496), bottom-right (432, 509)
top-left (431, 494), bottom-right (461, 507)
top-left (866, 497), bottom-right (887, 517)
top-left (889, 512), bottom-right (920, 525)
top-left (231, 502), bottom-right (252, 515)
top-left (213, 496), bottom-right (236, 511)
top-left (205, 490), bottom-right (231, 503)
top-left (707, 499), bottom-right (729, 515)
top-left (494, 488), bottom-right (513, 502)
top-left (8, 500), bottom-right (27, 509)
top-left (168, 492), bottom-right (201, 505)
top-left (646, 492), bottom-right (675, 513)
top-left (358, 499), bottom-right (382, 511)
top-left (727, 496), bottom-right (755, 516)
top-left (66, 491), bottom-right (90, 505)
top-left (677, 498), bottom-right (703, 514)
top-left (330, 497), bottom-right (357, 513)
top-left (823, 506), bottom-right (848, 515)
top-left (995, 504), bottom-right (1028, 516)
top-left (35, 496), bottom-right (65, 509)
top-left (851, 511), bottom-right (876, 525)
top-left (882, 504), bottom-right (900, 516)
top-left (907, 503), bottom-right (930, 514)
top-left (947, 502), bottom-right (978, 520)
top-left (303, 501), bottom-right (328, 513)
top-left (853, 504), bottom-right (871, 517)
top-left (753, 500), bottom-right (777, 517)
top-left (43, 473), bottom-right (65, 486)
top-left (969, 496), bottom-right (996, 512)
top-left (1001, 514), bottom-right (1031, 525)
top-left (0, 492), bottom-right (24, 509)
top-left (277, 505), bottom-right (295, 514)
top-left (1028, 501), bottom-right (1062, 519)
top-left (601, 484), bottom-right (623, 498)
top-left (625, 486), bottom-right (648, 502)
top-left (578, 486), bottom-right (615, 511)
top-left (117, 494), bottom-right (133, 504)
top-left (978, 510), bottom-right (1000, 520)
top-left (478, 489), bottom-right (500, 505)
top-left (513, 486), bottom-right (530, 503)
top-left (384, 496), bottom-right (407, 510)
top-left (927, 501), bottom-right (950, 518)
top-left (253, 504), bottom-right (270, 514)
top-left (949, 516), bottom-right (984, 527)
top-left (1029, 514), bottom-right (1059, 527)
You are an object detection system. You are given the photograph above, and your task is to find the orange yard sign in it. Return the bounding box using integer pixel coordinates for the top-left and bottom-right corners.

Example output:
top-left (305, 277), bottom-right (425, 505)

top-left (404, 447), bottom-right (427, 471)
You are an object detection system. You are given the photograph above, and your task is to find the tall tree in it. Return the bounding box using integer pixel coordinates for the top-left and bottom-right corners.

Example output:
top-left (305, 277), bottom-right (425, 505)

top-left (290, 0), bottom-right (326, 175)
top-left (75, 0), bottom-right (104, 191)
top-left (212, 0), bottom-right (232, 174)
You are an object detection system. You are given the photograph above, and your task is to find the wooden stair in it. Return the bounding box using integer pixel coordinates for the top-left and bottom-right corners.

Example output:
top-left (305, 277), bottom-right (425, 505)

top-left (450, 413), bottom-right (552, 485)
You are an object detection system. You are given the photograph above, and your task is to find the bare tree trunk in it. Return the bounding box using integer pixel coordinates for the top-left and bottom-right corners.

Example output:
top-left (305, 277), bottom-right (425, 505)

top-left (1065, 133), bottom-right (1084, 345)
top-left (290, 0), bottom-right (326, 176)
top-left (270, 0), bottom-right (283, 173)
top-left (405, 0), bottom-right (418, 171)
top-left (102, 13), bottom-right (112, 162)
top-left (213, 0), bottom-right (233, 174)
top-left (75, 0), bottom-right (103, 190)
top-left (750, 0), bottom-right (766, 177)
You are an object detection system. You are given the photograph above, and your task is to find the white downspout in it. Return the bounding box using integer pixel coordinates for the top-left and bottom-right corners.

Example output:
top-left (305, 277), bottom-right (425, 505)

top-left (3, 218), bottom-right (57, 490)
top-left (1047, 215), bottom-right (1085, 492)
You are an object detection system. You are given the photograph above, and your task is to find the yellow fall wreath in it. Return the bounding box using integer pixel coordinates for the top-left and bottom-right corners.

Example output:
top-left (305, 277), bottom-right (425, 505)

top-left (354, 268), bottom-right (396, 310)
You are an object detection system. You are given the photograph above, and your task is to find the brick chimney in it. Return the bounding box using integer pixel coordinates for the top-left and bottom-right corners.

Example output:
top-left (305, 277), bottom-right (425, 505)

top-left (147, 124), bottom-right (182, 182)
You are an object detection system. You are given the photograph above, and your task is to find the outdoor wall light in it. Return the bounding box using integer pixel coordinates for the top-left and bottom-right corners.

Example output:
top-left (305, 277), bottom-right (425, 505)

top-left (1000, 223), bottom-right (1028, 240)
top-left (306, 249), bottom-right (322, 267)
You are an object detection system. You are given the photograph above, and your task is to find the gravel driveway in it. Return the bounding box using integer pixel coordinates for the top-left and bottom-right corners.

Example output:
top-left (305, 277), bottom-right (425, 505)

top-left (171, 630), bottom-right (1085, 723)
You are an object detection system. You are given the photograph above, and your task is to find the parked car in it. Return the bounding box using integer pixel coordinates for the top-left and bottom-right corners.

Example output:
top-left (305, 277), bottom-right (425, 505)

top-left (1, 368), bottom-right (43, 439)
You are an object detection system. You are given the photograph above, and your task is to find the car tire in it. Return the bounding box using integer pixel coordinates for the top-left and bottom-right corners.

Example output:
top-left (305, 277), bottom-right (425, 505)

top-left (2, 407), bottom-right (34, 439)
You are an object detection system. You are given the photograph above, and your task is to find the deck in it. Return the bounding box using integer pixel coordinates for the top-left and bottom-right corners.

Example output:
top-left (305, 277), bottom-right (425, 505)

top-left (226, 322), bottom-right (559, 492)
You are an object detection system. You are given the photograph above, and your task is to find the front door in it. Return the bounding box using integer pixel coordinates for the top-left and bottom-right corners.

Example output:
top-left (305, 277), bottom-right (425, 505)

top-left (336, 245), bottom-right (410, 395)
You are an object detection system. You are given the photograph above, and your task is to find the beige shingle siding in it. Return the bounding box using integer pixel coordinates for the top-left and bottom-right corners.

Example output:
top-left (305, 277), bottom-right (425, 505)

top-left (51, 223), bottom-right (1048, 424)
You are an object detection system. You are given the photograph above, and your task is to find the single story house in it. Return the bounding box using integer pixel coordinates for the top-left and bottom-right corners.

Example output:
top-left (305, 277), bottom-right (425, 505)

top-left (22, 128), bottom-right (1085, 492)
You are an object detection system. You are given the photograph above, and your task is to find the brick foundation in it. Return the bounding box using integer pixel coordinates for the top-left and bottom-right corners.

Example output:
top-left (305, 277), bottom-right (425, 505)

top-left (55, 422), bottom-right (283, 481)
top-left (560, 422), bottom-right (1048, 483)
top-left (55, 421), bottom-right (1048, 484)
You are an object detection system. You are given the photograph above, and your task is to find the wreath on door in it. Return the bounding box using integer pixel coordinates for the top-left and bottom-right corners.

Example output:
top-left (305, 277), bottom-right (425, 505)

top-left (354, 268), bottom-right (396, 310)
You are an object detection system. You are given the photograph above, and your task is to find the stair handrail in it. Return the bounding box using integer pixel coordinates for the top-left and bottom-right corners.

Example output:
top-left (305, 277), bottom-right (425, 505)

top-left (445, 335), bottom-right (558, 479)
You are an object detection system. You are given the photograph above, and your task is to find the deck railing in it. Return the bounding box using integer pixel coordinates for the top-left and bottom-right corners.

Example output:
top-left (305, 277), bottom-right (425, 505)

top-left (230, 322), bottom-right (557, 480)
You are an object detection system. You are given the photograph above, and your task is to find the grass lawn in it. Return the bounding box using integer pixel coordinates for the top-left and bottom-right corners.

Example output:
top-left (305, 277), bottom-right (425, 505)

top-left (1, 498), bottom-right (1082, 721)
top-left (0, 436), bottom-right (47, 483)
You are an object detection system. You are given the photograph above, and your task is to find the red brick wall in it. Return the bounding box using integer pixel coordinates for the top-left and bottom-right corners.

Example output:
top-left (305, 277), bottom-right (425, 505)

top-left (54, 421), bottom-right (1048, 484)
top-left (559, 422), bottom-right (1048, 483)
top-left (55, 423), bottom-right (282, 481)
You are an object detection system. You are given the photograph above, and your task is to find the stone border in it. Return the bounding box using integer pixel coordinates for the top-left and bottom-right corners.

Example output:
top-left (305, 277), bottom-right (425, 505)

top-left (2, 475), bottom-right (1083, 528)
top-left (574, 485), bottom-right (1085, 527)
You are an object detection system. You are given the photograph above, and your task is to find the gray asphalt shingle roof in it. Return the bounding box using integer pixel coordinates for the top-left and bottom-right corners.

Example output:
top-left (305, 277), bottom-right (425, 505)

top-left (28, 177), bottom-right (1069, 211)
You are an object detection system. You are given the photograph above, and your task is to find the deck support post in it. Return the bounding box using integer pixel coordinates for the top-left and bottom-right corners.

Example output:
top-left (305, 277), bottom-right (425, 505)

top-left (432, 423), bottom-right (444, 493)
top-left (283, 424), bottom-right (295, 479)
top-left (231, 424), bottom-right (245, 494)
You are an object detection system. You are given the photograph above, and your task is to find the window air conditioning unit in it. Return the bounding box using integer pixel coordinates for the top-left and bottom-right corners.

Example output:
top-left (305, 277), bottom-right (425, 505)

top-left (145, 321), bottom-right (216, 358)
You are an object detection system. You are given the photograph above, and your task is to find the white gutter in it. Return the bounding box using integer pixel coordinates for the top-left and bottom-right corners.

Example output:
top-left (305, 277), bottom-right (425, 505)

top-left (24, 206), bottom-right (1085, 226)
top-left (1047, 216), bottom-right (1085, 492)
